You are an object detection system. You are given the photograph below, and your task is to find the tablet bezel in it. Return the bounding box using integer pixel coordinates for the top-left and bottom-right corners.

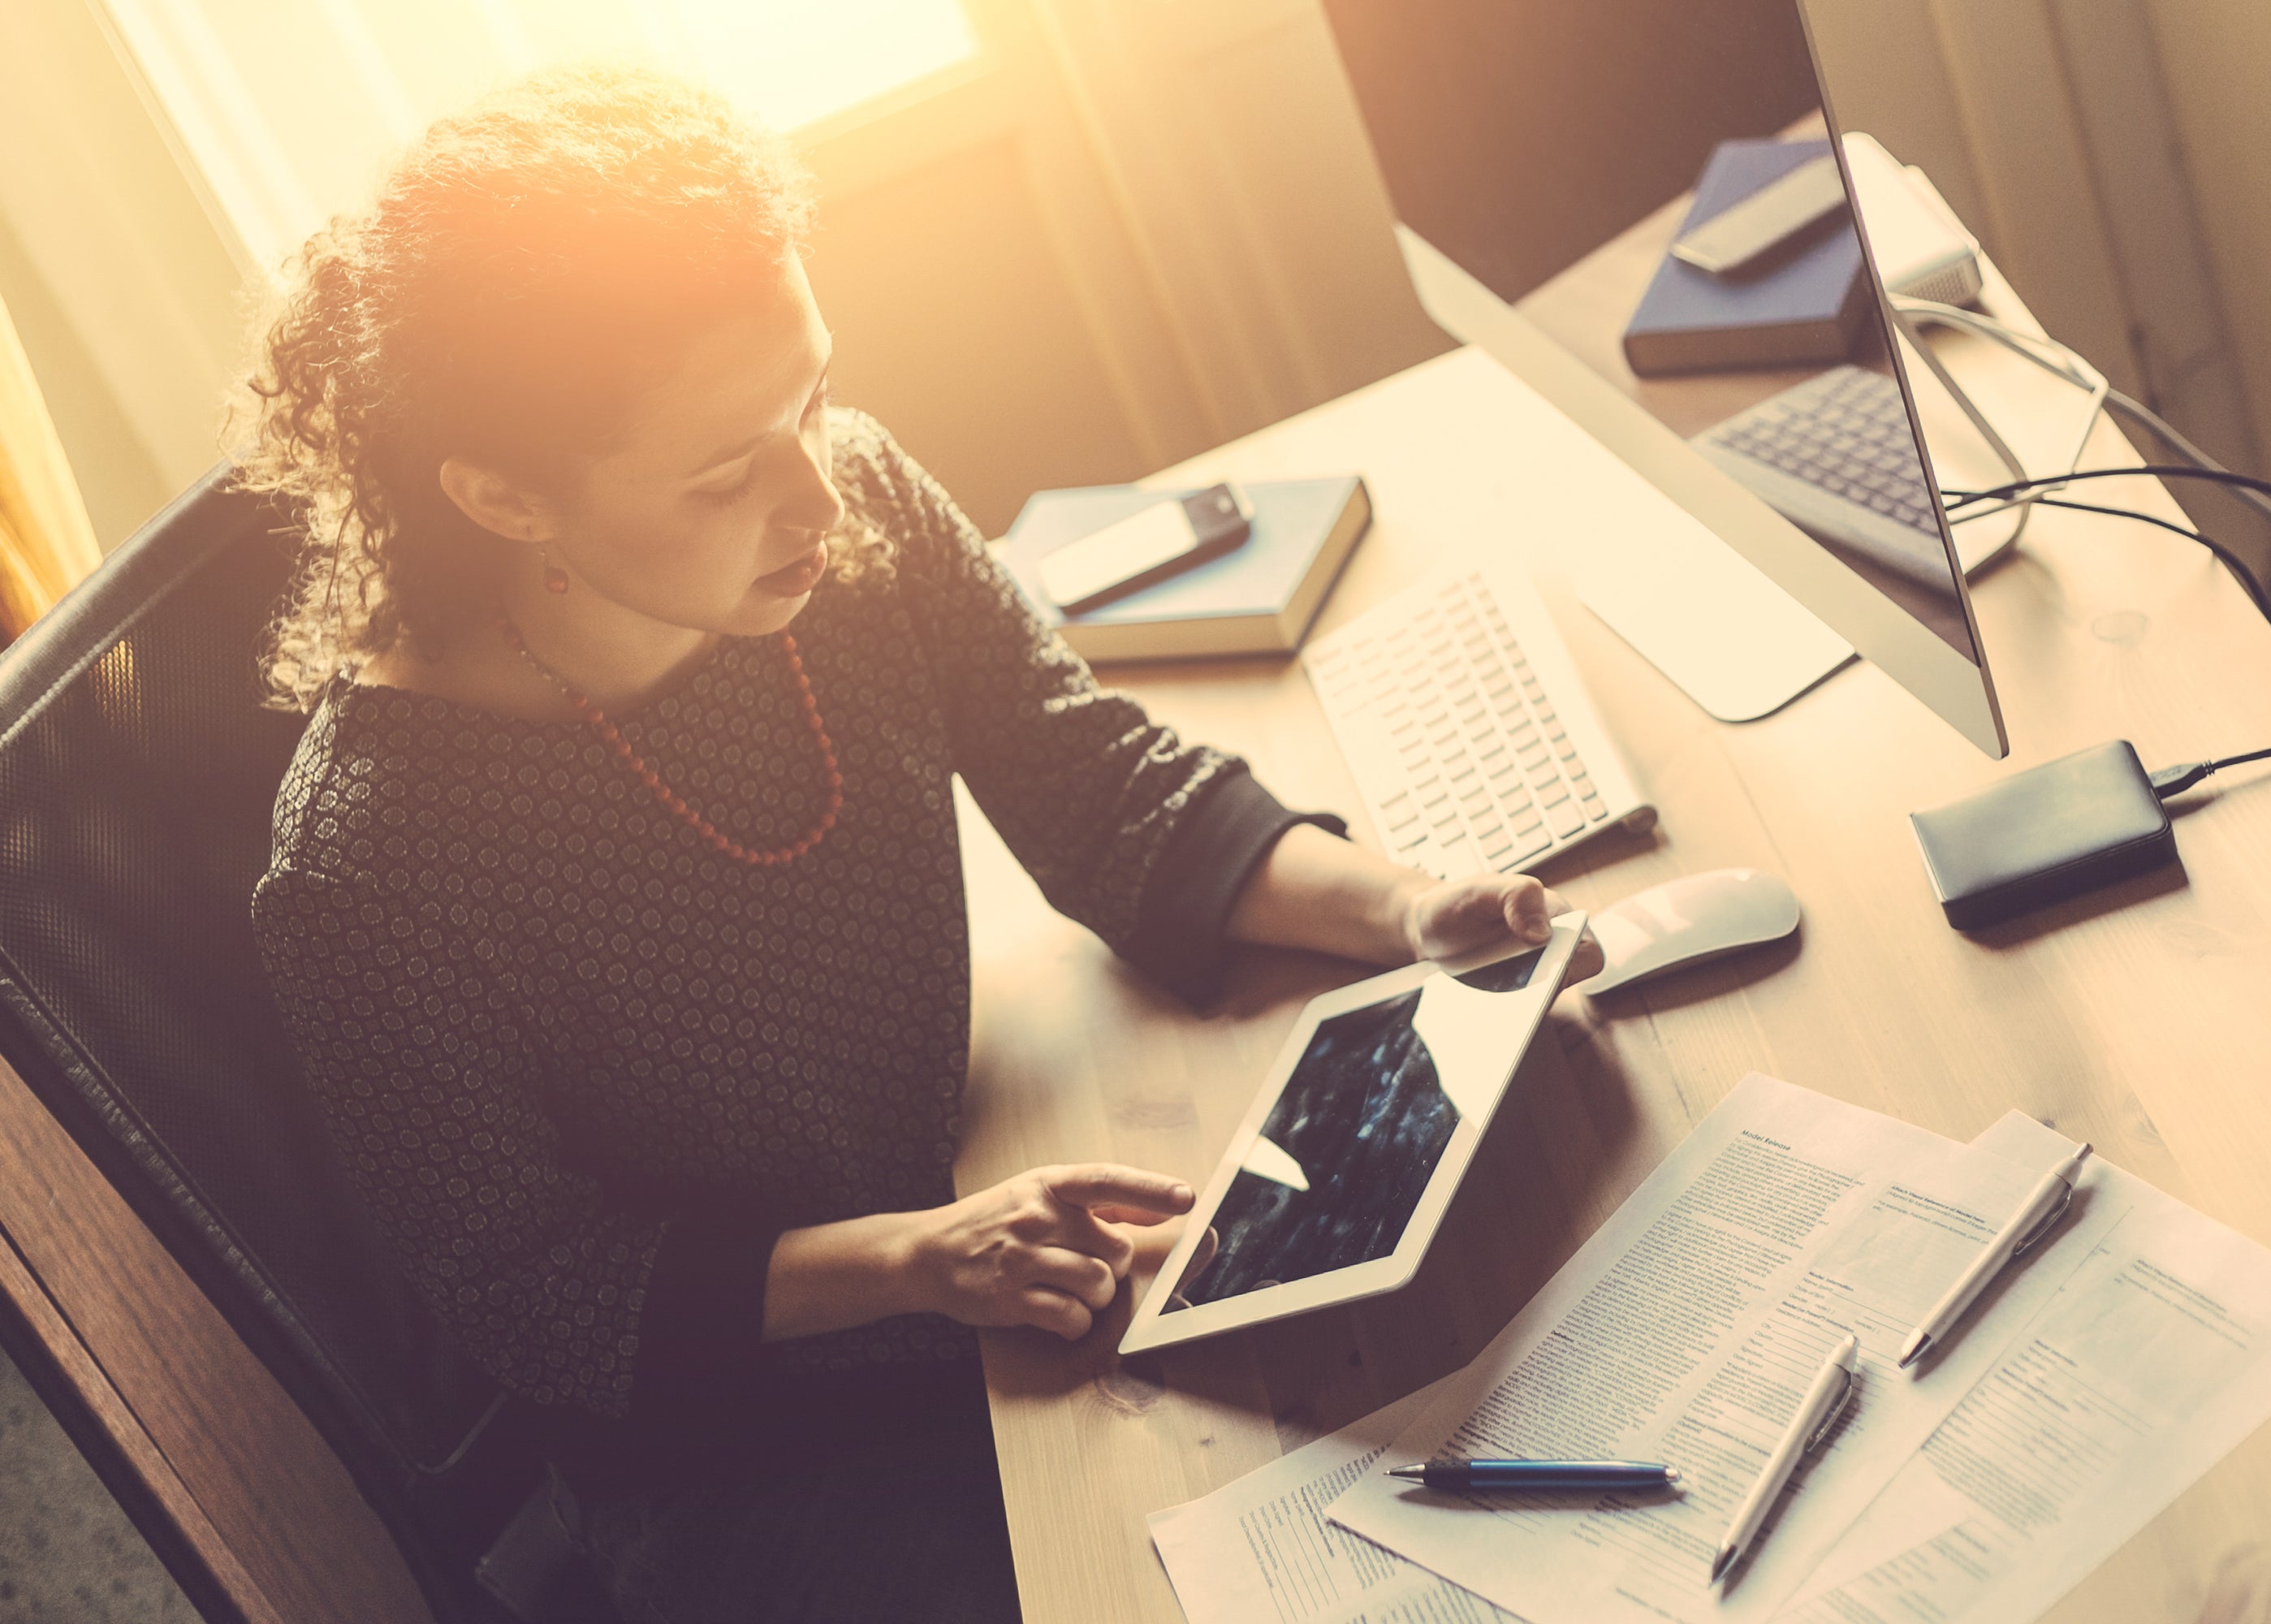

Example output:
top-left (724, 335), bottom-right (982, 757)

top-left (1117, 914), bottom-right (1585, 1356)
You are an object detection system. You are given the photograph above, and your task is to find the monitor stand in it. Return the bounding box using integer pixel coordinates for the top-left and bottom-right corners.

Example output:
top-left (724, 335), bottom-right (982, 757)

top-left (1571, 525), bottom-right (1851, 723)
top-left (1399, 227), bottom-right (1856, 723)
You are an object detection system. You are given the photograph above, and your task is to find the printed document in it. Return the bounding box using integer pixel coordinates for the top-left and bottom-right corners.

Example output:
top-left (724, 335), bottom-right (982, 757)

top-left (1780, 1112), bottom-right (2271, 1623)
top-left (1148, 1376), bottom-right (1518, 1624)
top-left (1326, 1074), bottom-right (2122, 1624)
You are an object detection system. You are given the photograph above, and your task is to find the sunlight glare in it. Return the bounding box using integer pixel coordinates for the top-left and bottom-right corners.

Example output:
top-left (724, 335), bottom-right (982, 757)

top-left (667, 0), bottom-right (978, 131)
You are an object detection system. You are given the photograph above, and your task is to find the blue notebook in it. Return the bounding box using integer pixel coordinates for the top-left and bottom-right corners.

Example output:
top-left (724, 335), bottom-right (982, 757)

top-left (998, 476), bottom-right (1371, 662)
top-left (1622, 138), bottom-right (1870, 377)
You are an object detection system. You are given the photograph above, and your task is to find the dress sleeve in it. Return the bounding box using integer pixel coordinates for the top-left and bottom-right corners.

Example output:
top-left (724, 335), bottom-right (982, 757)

top-left (250, 863), bottom-right (775, 1421)
top-left (831, 410), bottom-right (1345, 1002)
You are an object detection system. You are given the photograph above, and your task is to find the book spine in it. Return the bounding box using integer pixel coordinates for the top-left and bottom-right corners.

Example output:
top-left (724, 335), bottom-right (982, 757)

top-left (1060, 617), bottom-right (1285, 663)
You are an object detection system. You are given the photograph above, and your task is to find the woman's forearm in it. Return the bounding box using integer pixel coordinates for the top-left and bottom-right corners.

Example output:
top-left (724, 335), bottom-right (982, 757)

top-left (761, 1211), bottom-right (922, 1342)
top-left (1226, 824), bottom-right (1589, 977)
top-left (1224, 823), bottom-right (1433, 964)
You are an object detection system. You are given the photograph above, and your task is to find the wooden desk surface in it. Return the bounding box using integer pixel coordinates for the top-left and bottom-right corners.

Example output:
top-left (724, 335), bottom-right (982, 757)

top-left (961, 341), bottom-right (2271, 1622)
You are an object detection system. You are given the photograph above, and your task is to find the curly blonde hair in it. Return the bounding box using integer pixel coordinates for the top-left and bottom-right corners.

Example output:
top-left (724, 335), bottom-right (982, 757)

top-left (236, 63), bottom-right (887, 713)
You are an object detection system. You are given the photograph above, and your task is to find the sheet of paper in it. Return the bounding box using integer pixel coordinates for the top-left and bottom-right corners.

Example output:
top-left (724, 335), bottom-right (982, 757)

top-left (1308, 1567), bottom-right (1522, 1624)
top-left (1149, 1375), bottom-right (1521, 1624)
top-left (1768, 1109), bottom-right (2085, 1598)
top-left (1327, 1075), bottom-right (2122, 1624)
top-left (1780, 1120), bottom-right (2271, 1624)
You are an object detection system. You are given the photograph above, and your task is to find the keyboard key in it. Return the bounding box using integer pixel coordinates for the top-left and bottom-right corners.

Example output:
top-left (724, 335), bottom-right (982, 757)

top-left (1547, 798), bottom-right (1586, 839)
top-left (1496, 827), bottom-right (1554, 868)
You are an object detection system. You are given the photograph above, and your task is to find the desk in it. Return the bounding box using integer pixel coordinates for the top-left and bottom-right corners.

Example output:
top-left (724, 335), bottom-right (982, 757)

top-left (962, 336), bottom-right (2271, 1617)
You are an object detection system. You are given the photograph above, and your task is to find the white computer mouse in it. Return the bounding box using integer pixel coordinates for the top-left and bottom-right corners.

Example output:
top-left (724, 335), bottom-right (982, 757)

top-left (1570, 868), bottom-right (1801, 996)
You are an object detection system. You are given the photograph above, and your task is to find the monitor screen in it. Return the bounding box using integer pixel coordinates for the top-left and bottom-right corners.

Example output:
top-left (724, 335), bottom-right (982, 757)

top-left (1321, 0), bottom-right (1981, 666)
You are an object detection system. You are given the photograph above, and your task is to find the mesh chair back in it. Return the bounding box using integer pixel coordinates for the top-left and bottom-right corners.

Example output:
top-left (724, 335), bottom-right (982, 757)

top-left (0, 467), bottom-right (503, 1489)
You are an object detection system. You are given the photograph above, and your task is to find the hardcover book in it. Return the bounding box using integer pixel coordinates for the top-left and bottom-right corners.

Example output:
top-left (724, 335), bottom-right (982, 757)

top-left (1623, 137), bottom-right (1870, 377)
top-left (997, 475), bottom-right (1371, 662)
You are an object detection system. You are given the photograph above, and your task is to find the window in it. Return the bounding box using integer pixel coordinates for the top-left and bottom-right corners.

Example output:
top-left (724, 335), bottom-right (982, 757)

top-left (99, 0), bottom-right (980, 273)
top-left (662, 0), bottom-right (978, 133)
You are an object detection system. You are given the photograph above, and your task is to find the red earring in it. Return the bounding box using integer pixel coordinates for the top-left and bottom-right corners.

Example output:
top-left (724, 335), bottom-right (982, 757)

top-left (539, 544), bottom-right (568, 594)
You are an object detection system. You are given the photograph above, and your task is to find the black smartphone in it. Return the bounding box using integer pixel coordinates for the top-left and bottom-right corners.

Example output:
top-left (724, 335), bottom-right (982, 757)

top-left (1037, 483), bottom-right (1254, 615)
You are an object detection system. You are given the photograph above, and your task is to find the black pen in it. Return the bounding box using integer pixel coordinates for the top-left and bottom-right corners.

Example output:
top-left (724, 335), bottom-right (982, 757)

top-left (1388, 1458), bottom-right (1682, 1492)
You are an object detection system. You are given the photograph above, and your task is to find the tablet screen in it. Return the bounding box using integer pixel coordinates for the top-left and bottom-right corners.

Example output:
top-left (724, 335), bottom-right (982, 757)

top-left (1163, 947), bottom-right (1543, 1311)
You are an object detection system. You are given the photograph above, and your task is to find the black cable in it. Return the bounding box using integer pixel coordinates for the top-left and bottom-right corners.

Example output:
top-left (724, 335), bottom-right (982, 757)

top-left (2151, 745), bottom-right (2271, 799)
top-left (1958, 493), bottom-right (2271, 626)
top-left (1941, 464), bottom-right (2271, 511)
top-left (2102, 390), bottom-right (2271, 531)
top-left (1934, 387), bottom-right (2271, 801)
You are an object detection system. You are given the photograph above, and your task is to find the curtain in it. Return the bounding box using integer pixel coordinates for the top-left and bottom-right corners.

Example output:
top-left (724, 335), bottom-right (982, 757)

top-left (0, 289), bottom-right (101, 643)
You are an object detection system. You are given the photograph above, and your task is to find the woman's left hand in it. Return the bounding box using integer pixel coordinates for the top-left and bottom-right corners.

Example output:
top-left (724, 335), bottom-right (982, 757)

top-left (1400, 870), bottom-right (1606, 985)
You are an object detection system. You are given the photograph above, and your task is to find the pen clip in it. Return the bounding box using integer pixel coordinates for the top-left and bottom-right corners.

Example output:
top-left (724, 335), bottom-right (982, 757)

top-left (1803, 1366), bottom-right (1856, 1454)
top-left (2010, 1179), bottom-right (2076, 1259)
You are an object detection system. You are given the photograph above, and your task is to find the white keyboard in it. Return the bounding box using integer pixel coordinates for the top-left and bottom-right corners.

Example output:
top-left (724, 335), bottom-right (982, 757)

top-left (1302, 568), bottom-right (1652, 880)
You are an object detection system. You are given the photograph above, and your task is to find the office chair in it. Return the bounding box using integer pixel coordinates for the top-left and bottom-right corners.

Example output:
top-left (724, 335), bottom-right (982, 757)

top-left (0, 466), bottom-right (607, 1624)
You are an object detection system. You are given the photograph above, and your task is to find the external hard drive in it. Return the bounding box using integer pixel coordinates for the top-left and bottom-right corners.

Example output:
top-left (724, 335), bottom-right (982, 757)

top-left (1909, 741), bottom-right (2177, 931)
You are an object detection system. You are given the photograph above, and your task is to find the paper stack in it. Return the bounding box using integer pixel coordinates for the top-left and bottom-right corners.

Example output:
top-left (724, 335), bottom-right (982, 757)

top-left (1150, 1074), bottom-right (2271, 1624)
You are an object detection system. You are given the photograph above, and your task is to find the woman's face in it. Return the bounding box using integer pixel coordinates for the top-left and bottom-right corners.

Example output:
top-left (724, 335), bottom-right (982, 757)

top-left (538, 253), bottom-right (847, 639)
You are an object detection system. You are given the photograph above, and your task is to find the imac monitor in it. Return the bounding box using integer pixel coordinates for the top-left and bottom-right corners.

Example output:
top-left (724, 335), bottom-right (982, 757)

top-left (1319, 0), bottom-right (2010, 758)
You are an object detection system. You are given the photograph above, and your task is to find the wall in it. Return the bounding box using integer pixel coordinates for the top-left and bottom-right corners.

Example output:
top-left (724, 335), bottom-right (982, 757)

top-left (0, 214), bottom-right (171, 550)
top-left (2146, 0), bottom-right (2271, 473)
top-left (1810, 0), bottom-right (2266, 482)
top-left (0, 0), bottom-right (248, 550)
top-left (799, 0), bottom-right (1450, 532)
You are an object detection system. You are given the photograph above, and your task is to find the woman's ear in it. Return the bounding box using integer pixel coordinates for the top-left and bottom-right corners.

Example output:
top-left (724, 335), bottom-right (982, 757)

top-left (438, 456), bottom-right (555, 545)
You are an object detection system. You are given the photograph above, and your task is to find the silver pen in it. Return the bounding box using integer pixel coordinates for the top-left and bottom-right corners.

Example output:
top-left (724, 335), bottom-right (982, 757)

top-left (1712, 1331), bottom-right (1859, 1583)
top-left (1897, 1143), bottom-right (2092, 1371)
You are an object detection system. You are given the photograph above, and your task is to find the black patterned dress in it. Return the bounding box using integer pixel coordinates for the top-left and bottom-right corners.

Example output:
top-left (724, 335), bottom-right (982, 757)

top-left (249, 409), bottom-right (1332, 1453)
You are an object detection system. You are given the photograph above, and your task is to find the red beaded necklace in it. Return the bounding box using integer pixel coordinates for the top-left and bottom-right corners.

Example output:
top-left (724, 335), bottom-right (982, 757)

top-left (495, 610), bottom-right (842, 866)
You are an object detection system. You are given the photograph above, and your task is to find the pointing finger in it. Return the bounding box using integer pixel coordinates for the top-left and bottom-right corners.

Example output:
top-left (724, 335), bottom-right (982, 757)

top-left (1043, 1164), bottom-right (1195, 1217)
top-left (1087, 1203), bottom-right (1175, 1227)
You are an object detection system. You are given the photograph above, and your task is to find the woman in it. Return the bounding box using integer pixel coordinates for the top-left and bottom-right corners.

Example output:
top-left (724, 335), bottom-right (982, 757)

top-left (242, 66), bottom-right (1598, 1623)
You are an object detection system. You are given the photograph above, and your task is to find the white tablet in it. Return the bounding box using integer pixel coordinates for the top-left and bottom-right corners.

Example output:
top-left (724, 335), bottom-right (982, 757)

top-left (1118, 914), bottom-right (1586, 1355)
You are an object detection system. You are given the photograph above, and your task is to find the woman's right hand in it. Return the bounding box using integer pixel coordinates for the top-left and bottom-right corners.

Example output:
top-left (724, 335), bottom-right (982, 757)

top-left (898, 1163), bottom-right (1195, 1341)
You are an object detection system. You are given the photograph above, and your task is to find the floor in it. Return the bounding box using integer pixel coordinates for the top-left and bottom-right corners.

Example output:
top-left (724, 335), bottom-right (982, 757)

top-left (0, 1344), bottom-right (195, 1622)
